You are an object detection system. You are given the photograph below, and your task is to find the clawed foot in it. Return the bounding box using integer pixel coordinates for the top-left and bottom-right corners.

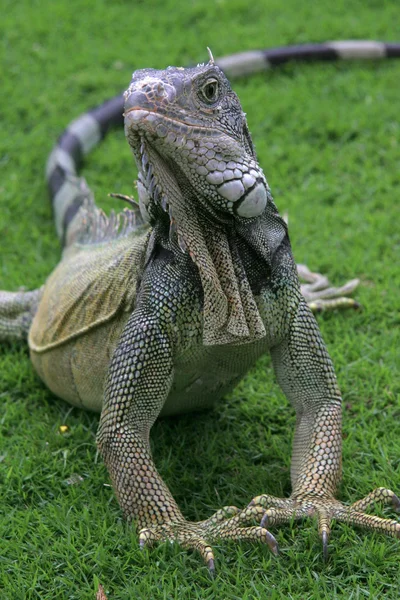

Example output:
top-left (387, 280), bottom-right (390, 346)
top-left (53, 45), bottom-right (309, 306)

top-left (138, 505), bottom-right (278, 574)
top-left (238, 487), bottom-right (400, 561)
top-left (297, 263), bottom-right (360, 312)
top-left (138, 488), bottom-right (399, 571)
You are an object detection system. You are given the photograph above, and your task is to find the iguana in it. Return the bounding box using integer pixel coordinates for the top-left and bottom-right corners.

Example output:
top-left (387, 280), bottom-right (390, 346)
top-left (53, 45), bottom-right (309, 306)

top-left (1, 41), bottom-right (399, 573)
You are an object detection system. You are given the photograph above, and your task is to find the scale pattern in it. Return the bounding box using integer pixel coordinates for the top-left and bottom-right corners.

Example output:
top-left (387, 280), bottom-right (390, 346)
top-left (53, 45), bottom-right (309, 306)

top-left (1, 43), bottom-right (399, 571)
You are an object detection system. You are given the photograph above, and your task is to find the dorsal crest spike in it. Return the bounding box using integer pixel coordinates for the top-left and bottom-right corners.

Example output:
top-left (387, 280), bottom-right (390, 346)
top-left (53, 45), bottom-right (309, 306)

top-left (206, 47), bottom-right (214, 65)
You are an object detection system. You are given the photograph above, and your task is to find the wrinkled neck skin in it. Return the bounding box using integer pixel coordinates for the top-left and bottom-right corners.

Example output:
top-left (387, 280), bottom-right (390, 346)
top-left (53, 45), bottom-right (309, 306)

top-left (132, 131), bottom-right (289, 346)
top-left (147, 188), bottom-right (290, 347)
top-left (234, 200), bottom-right (289, 274)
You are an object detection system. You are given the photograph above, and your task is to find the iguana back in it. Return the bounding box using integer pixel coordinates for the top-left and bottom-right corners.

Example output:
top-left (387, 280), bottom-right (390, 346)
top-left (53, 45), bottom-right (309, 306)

top-left (29, 222), bottom-right (148, 410)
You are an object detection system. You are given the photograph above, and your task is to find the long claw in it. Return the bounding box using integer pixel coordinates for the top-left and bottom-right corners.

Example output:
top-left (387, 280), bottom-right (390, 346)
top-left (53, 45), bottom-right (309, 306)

top-left (321, 530), bottom-right (329, 562)
top-left (260, 512), bottom-right (268, 529)
top-left (317, 508), bottom-right (331, 562)
top-left (265, 529), bottom-right (279, 556)
top-left (195, 542), bottom-right (215, 572)
top-left (392, 494), bottom-right (400, 513)
top-left (207, 557), bottom-right (216, 577)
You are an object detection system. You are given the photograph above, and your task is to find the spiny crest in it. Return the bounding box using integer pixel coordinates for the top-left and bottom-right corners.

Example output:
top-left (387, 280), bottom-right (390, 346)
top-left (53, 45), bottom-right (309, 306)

top-left (197, 47), bottom-right (214, 68)
top-left (67, 200), bottom-right (145, 246)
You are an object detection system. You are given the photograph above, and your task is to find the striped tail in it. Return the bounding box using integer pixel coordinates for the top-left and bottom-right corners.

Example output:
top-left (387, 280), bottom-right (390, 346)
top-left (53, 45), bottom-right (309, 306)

top-left (215, 40), bottom-right (400, 76)
top-left (46, 40), bottom-right (400, 245)
top-left (46, 96), bottom-right (124, 244)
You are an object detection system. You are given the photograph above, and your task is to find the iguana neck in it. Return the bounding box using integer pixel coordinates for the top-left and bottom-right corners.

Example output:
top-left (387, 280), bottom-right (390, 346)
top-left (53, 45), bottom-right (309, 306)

top-left (234, 200), bottom-right (289, 276)
top-left (148, 199), bottom-right (288, 347)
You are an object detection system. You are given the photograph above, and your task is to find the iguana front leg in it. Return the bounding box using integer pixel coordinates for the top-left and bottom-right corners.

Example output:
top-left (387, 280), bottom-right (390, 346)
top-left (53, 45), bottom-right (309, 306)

top-left (239, 299), bottom-right (400, 556)
top-left (0, 288), bottom-right (43, 342)
top-left (96, 309), bottom-right (278, 571)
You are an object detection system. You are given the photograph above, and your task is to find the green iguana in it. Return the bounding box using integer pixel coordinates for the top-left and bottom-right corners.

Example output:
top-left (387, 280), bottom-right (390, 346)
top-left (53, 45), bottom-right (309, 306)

top-left (1, 42), bottom-right (399, 573)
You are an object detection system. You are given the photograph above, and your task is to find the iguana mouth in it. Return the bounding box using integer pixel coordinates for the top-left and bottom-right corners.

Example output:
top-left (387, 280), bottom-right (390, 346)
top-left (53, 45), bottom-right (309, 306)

top-left (124, 107), bottom-right (213, 132)
top-left (124, 107), bottom-right (189, 129)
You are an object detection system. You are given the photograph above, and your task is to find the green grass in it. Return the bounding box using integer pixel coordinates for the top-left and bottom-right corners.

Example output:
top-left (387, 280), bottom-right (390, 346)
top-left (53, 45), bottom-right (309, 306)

top-left (1, 0), bottom-right (400, 598)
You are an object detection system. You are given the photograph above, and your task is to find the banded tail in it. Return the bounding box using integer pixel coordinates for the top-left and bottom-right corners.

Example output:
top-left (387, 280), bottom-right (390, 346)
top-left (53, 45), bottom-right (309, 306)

top-left (46, 40), bottom-right (400, 246)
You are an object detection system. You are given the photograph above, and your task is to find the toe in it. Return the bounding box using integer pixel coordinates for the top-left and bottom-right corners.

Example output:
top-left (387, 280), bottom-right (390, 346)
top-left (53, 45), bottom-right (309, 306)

top-left (183, 537), bottom-right (215, 571)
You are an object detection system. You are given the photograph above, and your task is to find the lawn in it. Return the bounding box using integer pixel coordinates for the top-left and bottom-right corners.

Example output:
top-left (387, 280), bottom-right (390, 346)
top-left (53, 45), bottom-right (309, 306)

top-left (0, 0), bottom-right (399, 598)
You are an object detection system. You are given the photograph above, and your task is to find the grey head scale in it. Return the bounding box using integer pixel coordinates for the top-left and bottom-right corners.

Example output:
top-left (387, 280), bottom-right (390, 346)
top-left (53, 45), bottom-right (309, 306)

top-left (123, 59), bottom-right (271, 226)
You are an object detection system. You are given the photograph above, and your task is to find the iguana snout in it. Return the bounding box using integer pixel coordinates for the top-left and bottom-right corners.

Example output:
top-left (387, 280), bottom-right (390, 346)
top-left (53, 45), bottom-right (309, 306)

top-left (124, 75), bottom-right (176, 113)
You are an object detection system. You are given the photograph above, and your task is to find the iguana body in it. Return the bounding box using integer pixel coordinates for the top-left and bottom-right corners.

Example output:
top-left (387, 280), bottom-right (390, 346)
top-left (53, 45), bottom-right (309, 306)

top-left (1, 42), bottom-right (399, 571)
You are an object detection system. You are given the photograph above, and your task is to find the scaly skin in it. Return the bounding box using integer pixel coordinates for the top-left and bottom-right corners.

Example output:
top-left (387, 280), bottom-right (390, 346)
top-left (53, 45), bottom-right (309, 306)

top-left (0, 57), bottom-right (398, 572)
top-left (0, 288), bottom-right (43, 342)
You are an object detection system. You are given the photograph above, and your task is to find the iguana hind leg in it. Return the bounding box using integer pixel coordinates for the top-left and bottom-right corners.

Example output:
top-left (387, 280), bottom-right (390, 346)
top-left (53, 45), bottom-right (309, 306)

top-left (0, 288), bottom-right (43, 342)
top-left (281, 213), bottom-right (360, 312)
top-left (297, 263), bottom-right (360, 312)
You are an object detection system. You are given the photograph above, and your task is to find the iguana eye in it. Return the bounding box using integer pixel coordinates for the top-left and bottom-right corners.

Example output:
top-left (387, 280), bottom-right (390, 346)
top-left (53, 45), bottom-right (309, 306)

top-left (202, 79), bottom-right (219, 103)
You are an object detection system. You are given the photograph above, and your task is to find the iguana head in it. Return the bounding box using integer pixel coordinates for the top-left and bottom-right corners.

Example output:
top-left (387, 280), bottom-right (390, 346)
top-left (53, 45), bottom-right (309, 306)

top-left (124, 58), bottom-right (271, 226)
top-left (123, 57), bottom-right (276, 345)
